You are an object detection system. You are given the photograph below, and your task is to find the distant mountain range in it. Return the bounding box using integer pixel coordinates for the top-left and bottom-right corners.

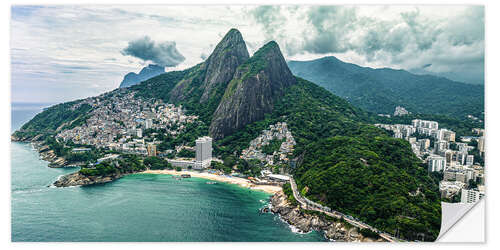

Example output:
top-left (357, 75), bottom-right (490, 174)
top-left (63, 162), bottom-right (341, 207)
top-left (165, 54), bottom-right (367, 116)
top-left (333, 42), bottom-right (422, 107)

top-left (119, 64), bottom-right (165, 88)
top-left (288, 57), bottom-right (484, 119)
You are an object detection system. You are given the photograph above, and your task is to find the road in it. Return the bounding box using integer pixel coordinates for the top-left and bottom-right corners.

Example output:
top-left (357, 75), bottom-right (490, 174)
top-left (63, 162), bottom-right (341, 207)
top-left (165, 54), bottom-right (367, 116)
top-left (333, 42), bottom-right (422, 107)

top-left (288, 177), bottom-right (404, 242)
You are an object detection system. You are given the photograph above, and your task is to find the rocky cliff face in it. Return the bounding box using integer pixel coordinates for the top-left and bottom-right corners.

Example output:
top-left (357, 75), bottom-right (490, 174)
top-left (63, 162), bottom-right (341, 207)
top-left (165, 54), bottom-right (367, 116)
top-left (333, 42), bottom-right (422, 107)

top-left (168, 29), bottom-right (249, 104)
top-left (209, 41), bottom-right (296, 139)
top-left (200, 28), bottom-right (250, 103)
top-left (269, 191), bottom-right (382, 242)
top-left (119, 64), bottom-right (165, 88)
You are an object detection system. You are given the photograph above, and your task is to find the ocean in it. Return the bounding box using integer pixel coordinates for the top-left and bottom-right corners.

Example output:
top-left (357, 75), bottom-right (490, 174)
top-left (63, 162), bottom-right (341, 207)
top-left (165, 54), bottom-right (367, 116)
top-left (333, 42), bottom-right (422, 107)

top-left (10, 103), bottom-right (325, 242)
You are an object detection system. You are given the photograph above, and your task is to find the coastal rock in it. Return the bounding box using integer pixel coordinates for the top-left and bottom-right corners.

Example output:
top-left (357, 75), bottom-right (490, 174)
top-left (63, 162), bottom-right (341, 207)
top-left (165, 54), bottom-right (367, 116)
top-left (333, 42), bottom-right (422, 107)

top-left (53, 172), bottom-right (123, 187)
top-left (269, 191), bottom-right (381, 242)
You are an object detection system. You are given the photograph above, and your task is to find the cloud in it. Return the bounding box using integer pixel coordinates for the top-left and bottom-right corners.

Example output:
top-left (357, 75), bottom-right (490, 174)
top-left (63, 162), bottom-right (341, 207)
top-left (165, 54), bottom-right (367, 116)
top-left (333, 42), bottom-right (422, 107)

top-left (249, 5), bottom-right (484, 84)
top-left (10, 5), bottom-right (484, 104)
top-left (121, 36), bottom-right (185, 67)
top-left (249, 6), bottom-right (285, 38)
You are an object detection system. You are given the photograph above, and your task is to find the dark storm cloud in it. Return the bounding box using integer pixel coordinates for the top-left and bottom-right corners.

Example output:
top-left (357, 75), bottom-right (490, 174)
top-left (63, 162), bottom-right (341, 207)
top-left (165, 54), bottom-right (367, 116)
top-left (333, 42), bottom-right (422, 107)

top-left (121, 36), bottom-right (185, 67)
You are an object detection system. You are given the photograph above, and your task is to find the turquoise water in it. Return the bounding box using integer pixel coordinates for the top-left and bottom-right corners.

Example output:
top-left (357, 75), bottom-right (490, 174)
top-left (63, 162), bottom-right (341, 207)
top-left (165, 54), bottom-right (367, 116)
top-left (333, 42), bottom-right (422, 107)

top-left (11, 102), bottom-right (54, 132)
top-left (11, 104), bottom-right (325, 242)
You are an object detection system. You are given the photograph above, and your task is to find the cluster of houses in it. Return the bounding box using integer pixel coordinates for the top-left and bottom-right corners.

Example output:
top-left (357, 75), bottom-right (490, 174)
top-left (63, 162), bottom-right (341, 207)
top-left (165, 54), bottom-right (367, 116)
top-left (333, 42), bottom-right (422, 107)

top-left (376, 119), bottom-right (485, 204)
top-left (241, 122), bottom-right (296, 166)
top-left (56, 90), bottom-right (197, 156)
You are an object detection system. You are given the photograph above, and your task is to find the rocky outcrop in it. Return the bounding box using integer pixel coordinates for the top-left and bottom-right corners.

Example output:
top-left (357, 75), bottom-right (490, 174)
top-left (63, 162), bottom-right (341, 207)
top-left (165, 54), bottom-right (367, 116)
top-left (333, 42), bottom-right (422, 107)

top-left (209, 41), bottom-right (296, 139)
top-left (169, 28), bottom-right (249, 104)
top-left (269, 191), bottom-right (383, 242)
top-left (53, 171), bottom-right (124, 187)
top-left (200, 28), bottom-right (250, 103)
top-left (11, 132), bottom-right (43, 142)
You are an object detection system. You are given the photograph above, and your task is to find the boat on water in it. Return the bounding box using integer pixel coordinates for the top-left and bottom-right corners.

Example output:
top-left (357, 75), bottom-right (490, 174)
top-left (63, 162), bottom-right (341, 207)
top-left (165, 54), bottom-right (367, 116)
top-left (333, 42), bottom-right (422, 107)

top-left (206, 181), bottom-right (217, 185)
top-left (181, 174), bottom-right (191, 178)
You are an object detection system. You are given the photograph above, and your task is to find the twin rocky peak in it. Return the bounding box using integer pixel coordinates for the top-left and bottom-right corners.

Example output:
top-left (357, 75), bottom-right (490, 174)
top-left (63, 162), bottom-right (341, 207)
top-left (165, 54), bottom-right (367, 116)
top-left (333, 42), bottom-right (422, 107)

top-left (170, 28), bottom-right (297, 140)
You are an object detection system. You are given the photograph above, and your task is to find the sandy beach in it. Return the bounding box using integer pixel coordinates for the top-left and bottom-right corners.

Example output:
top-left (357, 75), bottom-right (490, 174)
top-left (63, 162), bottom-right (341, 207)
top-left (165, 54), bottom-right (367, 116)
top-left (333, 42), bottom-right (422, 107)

top-left (141, 169), bottom-right (282, 194)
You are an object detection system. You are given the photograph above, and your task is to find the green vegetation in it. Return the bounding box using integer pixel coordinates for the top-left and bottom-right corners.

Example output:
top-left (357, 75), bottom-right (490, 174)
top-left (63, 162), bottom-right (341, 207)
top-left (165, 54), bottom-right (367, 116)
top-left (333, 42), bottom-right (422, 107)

top-left (261, 138), bottom-right (285, 155)
top-left (359, 228), bottom-right (380, 239)
top-left (79, 154), bottom-right (145, 176)
top-left (14, 102), bottom-right (93, 139)
top-left (177, 148), bottom-right (195, 158)
top-left (218, 78), bottom-right (441, 241)
top-left (65, 151), bottom-right (98, 163)
top-left (211, 161), bottom-right (232, 174)
top-left (143, 156), bottom-right (172, 170)
top-left (282, 183), bottom-right (298, 207)
top-left (239, 41), bottom-right (276, 79)
top-left (289, 56), bottom-right (484, 120)
top-left (235, 158), bottom-right (262, 177)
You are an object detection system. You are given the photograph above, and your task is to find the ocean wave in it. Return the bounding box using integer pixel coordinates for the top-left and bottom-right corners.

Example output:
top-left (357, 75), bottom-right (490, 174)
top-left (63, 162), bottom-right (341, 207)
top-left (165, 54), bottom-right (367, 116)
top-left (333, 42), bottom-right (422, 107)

top-left (273, 212), bottom-right (312, 235)
top-left (12, 188), bottom-right (45, 194)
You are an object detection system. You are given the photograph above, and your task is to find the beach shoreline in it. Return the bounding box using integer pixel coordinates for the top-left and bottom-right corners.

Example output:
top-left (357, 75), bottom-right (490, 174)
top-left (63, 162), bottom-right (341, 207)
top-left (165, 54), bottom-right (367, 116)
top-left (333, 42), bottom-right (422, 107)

top-left (140, 169), bottom-right (282, 194)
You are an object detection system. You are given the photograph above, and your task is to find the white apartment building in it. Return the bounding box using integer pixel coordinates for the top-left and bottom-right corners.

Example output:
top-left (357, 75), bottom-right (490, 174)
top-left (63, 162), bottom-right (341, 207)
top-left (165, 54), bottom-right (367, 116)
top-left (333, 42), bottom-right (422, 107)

top-left (428, 155), bottom-right (446, 172)
top-left (461, 188), bottom-right (485, 203)
top-left (412, 119), bottom-right (439, 130)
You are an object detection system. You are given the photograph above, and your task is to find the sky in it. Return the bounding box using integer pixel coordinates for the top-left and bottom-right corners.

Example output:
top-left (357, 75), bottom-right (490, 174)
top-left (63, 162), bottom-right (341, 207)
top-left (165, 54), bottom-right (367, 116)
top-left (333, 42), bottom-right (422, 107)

top-left (10, 5), bottom-right (484, 103)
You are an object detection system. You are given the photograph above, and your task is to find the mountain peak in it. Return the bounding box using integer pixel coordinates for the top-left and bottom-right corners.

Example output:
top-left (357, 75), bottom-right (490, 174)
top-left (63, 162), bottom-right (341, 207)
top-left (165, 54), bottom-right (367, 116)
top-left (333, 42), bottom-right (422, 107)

top-left (200, 28), bottom-right (250, 103)
top-left (119, 64), bottom-right (165, 88)
top-left (209, 40), bottom-right (296, 139)
top-left (224, 28), bottom-right (243, 39)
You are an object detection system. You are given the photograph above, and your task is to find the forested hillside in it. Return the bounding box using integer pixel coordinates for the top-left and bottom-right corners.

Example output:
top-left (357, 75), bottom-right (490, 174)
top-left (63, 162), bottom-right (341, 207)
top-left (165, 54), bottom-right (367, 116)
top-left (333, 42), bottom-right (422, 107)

top-left (288, 56), bottom-right (484, 120)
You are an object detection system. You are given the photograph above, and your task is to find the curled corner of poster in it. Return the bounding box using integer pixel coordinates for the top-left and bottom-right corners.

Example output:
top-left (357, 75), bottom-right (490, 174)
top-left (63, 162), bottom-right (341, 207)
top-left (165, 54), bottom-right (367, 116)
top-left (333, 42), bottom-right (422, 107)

top-left (437, 199), bottom-right (485, 242)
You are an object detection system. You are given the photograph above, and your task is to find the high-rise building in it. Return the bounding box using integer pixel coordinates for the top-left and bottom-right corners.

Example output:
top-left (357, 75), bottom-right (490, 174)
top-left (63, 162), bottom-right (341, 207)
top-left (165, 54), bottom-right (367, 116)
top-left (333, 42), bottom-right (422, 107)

top-left (428, 155), bottom-right (446, 172)
top-left (434, 140), bottom-right (449, 155)
top-left (195, 136), bottom-right (212, 169)
top-left (412, 119), bottom-right (439, 130)
top-left (440, 129), bottom-right (456, 142)
top-left (136, 128), bottom-right (142, 138)
top-left (418, 139), bottom-right (430, 151)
